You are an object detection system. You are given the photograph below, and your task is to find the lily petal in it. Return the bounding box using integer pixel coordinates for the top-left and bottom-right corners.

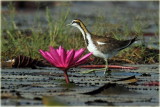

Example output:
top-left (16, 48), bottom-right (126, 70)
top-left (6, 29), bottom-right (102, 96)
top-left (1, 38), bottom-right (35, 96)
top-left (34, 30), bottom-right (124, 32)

top-left (58, 46), bottom-right (66, 67)
top-left (39, 49), bottom-right (47, 58)
top-left (73, 48), bottom-right (85, 62)
top-left (69, 48), bottom-right (85, 66)
top-left (75, 53), bottom-right (92, 66)
top-left (45, 51), bottom-right (59, 66)
top-left (39, 50), bottom-right (56, 66)
top-left (49, 46), bottom-right (62, 66)
top-left (57, 46), bottom-right (62, 56)
top-left (65, 49), bottom-right (75, 67)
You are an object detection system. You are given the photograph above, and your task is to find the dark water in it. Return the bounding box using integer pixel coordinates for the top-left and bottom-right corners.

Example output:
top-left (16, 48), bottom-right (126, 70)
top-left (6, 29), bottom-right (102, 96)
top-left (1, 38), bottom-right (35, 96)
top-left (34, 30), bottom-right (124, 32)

top-left (1, 64), bottom-right (159, 106)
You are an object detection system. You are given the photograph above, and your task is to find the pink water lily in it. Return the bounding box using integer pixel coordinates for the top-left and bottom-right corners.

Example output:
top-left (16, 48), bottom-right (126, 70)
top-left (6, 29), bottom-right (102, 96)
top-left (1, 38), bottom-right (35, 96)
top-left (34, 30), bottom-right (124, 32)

top-left (39, 46), bottom-right (92, 83)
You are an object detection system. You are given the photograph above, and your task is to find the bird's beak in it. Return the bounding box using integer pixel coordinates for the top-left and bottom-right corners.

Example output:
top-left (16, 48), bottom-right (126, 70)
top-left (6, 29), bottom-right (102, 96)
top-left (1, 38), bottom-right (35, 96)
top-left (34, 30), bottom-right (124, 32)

top-left (66, 23), bottom-right (72, 26)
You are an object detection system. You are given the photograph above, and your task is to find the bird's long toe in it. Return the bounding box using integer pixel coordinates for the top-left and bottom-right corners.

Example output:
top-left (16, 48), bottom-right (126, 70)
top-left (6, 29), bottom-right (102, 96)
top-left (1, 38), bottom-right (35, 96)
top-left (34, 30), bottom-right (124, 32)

top-left (104, 69), bottom-right (111, 76)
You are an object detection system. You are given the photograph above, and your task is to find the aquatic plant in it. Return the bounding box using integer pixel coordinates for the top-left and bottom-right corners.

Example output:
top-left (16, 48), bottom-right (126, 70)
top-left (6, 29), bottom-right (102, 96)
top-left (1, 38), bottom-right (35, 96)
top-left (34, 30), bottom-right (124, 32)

top-left (39, 46), bottom-right (92, 83)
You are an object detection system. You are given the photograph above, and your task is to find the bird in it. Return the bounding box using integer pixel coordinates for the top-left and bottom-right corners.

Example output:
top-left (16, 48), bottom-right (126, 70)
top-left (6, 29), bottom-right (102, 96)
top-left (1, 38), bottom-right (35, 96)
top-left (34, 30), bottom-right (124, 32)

top-left (68, 19), bottom-right (137, 75)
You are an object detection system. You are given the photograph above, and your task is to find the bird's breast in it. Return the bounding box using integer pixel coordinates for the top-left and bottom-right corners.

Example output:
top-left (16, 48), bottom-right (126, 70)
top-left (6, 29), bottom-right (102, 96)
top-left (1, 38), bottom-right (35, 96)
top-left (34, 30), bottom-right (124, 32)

top-left (86, 34), bottom-right (108, 58)
top-left (87, 43), bottom-right (105, 58)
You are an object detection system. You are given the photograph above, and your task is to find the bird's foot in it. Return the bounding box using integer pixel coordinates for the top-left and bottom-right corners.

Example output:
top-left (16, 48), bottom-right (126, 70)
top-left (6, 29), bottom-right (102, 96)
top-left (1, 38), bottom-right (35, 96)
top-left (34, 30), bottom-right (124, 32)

top-left (104, 69), bottom-right (112, 76)
top-left (80, 68), bottom-right (105, 74)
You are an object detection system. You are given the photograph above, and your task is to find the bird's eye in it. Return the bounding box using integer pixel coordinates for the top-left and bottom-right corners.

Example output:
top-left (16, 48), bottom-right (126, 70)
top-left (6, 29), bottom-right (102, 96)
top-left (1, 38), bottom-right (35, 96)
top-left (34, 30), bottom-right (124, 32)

top-left (72, 20), bottom-right (80, 25)
top-left (72, 21), bottom-right (75, 24)
top-left (76, 22), bottom-right (80, 25)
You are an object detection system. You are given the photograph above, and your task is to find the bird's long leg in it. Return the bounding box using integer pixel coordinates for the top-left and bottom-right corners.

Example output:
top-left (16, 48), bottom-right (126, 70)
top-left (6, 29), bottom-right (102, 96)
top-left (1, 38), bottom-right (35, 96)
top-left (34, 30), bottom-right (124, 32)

top-left (104, 59), bottom-right (112, 76)
top-left (104, 59), bottom-right (108, 75)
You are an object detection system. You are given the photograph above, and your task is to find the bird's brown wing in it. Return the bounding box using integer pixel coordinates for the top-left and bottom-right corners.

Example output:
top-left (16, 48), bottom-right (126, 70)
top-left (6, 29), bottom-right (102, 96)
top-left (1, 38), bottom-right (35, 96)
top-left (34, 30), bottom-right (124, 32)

top-left (92, 35), bottom-right (137, 53)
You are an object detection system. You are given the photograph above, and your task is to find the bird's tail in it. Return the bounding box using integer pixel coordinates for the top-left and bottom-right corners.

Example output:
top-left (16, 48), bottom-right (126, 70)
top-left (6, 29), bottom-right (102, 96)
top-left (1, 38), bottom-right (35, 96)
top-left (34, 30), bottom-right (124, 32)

top-left (118, 36), bottom-right (138, 51)
top-left (130, 36), bottom-right (138, 44)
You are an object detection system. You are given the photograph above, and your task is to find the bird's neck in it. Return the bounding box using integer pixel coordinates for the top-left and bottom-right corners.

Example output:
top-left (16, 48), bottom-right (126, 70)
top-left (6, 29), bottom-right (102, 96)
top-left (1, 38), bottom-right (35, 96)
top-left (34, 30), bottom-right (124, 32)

top-left (76, 23), bottom-right (91, 46)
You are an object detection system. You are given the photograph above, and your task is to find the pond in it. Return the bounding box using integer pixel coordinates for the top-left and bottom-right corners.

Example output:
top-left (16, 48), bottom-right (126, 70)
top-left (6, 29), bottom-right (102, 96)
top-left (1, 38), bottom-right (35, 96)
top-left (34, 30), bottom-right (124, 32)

top-left (1, 64), bottom-right (159, 106)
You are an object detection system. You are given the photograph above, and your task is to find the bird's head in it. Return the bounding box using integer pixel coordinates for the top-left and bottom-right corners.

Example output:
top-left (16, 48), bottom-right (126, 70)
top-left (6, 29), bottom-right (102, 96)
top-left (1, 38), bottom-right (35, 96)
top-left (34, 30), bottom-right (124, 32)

top-left (67, 19), bottom-right (83, 27)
